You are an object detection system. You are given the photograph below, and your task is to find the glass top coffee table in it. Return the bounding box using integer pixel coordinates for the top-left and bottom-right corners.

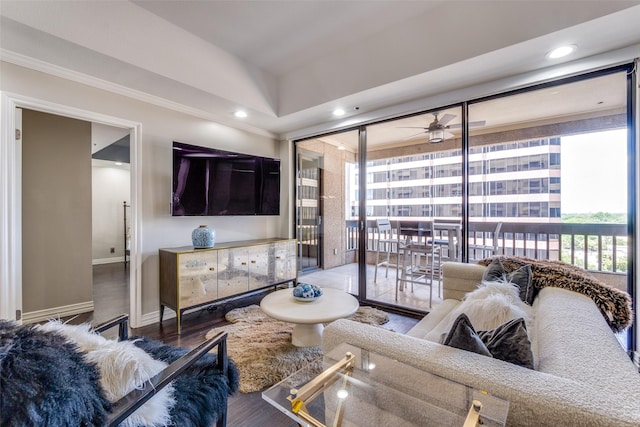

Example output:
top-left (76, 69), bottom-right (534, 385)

top-left (263, 342), bottom-right (509, 427)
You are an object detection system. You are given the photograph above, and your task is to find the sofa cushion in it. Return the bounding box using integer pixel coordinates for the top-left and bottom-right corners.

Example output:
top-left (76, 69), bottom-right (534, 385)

top-left (406, 299), bottom-right (460, 340)
top-left (482, 258), bottom-right (535, 304)
top-left (534, 287), bottom-right (638, 384)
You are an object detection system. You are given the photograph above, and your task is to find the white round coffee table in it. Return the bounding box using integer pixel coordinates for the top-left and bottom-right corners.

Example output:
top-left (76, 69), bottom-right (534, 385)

top-left (260, 287), bottom-right (359, 347)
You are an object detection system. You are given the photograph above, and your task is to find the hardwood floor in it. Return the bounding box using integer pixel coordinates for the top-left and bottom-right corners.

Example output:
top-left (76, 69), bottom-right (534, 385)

top-left (91, 263), bottom-right (420, 427)
top-left (132, 294), bottom-right (418, 426)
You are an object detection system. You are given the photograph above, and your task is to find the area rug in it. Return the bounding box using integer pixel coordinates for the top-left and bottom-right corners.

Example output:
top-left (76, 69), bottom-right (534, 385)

top-left (205, 304), bottom-right (389, 393)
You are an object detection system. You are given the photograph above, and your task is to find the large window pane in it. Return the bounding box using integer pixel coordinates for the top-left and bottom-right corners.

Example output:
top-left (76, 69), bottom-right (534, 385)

top-left (365, 108), bottom-right (463, 311)
top-left (468, 72), bottom-right (628, 279)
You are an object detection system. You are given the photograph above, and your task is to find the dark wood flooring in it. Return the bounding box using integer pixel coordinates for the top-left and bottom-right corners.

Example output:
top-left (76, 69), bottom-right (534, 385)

top-left (88, 263), bottom-right (420, 427)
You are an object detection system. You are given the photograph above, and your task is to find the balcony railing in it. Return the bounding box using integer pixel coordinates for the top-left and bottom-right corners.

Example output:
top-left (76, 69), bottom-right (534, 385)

top-left (345, 220), bottom-right (627, 274)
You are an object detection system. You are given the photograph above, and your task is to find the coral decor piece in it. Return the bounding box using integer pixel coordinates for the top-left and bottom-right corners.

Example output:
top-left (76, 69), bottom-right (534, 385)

top-left (292, 283), bottom-right (323, 301)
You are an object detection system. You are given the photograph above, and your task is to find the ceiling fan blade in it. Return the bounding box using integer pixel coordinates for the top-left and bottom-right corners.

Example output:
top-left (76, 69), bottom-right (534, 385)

top-left (444, 131), bottom-right (455, 139)
top-left (438, 113), bottom-right (456, 125)
top-left (404, 131), bottom-right (427, 140)
top-left (448, 120), bottom-right (486, 129)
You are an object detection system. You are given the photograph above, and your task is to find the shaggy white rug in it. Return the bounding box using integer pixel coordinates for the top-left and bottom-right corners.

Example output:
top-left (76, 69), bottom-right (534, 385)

top-left (205, 304), bottom-right (389, 393)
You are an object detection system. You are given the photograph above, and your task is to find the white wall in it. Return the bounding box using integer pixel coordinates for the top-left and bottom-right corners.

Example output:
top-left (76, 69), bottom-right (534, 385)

top-left (1, 60), bottom-right (291, 318)
top-left (92, 163), bottom-right (130, 263)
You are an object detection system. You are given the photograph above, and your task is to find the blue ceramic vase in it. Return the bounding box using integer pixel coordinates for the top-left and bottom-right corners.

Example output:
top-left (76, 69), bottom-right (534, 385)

top-left (192, 225), bottom-right (216, 248)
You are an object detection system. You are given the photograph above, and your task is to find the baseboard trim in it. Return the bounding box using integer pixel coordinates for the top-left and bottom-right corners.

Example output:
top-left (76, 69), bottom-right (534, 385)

top-left (138, 309), bottom-right (176, 328)
top-left (22, 301), bottom-right (94, 324)
top-left (93, 257), bottom-right (125, 265)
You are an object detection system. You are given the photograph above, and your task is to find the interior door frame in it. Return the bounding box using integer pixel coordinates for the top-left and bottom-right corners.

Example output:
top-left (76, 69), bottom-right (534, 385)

top-left (0, 91), bottom-right (143, 327)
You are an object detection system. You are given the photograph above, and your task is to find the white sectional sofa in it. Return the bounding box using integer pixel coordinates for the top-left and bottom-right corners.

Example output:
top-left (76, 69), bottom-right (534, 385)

top-left (323, 262), bottom-right (640, 426)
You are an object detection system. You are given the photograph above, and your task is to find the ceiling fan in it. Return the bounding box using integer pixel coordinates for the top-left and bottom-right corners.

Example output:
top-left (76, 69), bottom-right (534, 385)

top-left (401, 113), bottom-right (486, 143)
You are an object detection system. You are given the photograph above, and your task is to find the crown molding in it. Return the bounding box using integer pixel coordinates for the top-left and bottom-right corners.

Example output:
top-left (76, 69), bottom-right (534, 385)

top-left (0, 49), bottom-right (276, 139)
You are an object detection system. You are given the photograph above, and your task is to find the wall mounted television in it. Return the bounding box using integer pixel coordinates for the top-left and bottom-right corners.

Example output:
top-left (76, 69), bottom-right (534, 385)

top-left (172, 141), bottom-right (280, 216)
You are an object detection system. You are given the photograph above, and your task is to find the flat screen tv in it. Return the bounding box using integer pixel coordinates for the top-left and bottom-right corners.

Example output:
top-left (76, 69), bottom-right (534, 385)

top-left (172, 141), bottom-right (280, 216)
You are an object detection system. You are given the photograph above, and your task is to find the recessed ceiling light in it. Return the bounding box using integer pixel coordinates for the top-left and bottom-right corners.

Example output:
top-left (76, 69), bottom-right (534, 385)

top-left (115, 162), bottom-right (123, 166)
top-left (338, 145), bottom-right (346, 150)
top-left (547, 45), bottom-right (577, 59)
top-left (333, 108), bottom-right (345, 117)
top-left (234, 110), bottom-right (247, 118)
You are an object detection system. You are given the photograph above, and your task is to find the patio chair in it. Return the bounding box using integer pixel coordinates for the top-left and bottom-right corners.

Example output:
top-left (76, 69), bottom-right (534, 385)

top-left (430, 219), bottom-right (462, 262)
top-left (374, 218), bottom-right (398, 282)
top-left (396, 221), bottom-right (441, 308)
top-left (468, 222), bottom-right (503, 260)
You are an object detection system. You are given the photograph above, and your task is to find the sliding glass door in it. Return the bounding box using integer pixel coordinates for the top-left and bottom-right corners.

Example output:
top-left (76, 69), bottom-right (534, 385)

top-left (364, 108), bottom-right (463, 311)
top-left (296, 131), bottom-right (360, 296)
top-left (293, 65), bottom-right (635, 342)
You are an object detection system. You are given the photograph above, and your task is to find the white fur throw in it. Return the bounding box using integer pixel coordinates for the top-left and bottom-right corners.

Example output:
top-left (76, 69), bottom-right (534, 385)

top-left (425, 280), bottom-right (534, 343)
top-left (37, 321), bottom-right (175, 427)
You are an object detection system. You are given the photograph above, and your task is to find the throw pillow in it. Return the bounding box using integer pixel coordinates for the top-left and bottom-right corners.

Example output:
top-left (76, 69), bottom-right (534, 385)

top-left (482, 258), bottom-right (536, 305)
top-left (482, 257), bottom-right (507, 282)
top-left (440, 313), bottom-right (492, 357)
top-left (441, 314), bottom-right (535, 369)
top-left (478, 317), bottom-right (535, 369)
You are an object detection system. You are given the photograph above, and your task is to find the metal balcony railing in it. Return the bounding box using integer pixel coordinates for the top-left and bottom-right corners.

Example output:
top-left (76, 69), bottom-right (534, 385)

top-left (344, 220), bottom-right (627, 274)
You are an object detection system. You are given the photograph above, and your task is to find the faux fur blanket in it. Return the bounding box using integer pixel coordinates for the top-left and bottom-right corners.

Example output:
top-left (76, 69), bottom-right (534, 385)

top-left (0, 321), bottom-right (110, 427)
top-left (478, 256), bottom-right (633, 332)
top-left (1, 320), bottom-right (239, 427)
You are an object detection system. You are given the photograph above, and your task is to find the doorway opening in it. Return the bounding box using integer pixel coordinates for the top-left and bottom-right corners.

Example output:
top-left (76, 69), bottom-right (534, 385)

top-left (0, 92), bottom-right (142, 327)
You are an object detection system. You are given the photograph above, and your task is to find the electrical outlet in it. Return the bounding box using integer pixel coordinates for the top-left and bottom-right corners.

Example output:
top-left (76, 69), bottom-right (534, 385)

top-left (333, 248), bottom-right (338, 255)
top-left (110, 247), bottom-right (115, 253)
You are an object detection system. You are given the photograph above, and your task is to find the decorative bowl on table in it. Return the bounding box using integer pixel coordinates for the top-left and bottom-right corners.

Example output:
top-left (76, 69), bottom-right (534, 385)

top-left (292, 283), bottom-right (323, 302)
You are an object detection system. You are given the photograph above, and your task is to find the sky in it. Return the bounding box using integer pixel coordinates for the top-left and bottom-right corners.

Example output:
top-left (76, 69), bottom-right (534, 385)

top-left (561, 129), bottom-right (627, 214)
